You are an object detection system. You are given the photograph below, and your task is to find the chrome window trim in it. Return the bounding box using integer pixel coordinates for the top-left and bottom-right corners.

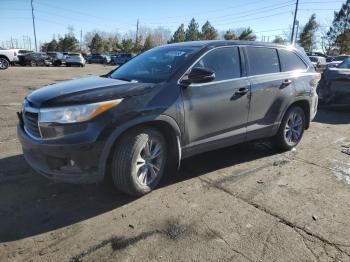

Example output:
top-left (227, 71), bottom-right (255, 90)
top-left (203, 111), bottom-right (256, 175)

top-left (177, 44), bottom-right (310, 87)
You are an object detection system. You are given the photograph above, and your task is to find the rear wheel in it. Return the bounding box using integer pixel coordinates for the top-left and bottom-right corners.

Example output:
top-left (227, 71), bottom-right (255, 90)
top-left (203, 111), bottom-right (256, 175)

top-left (111, 127), bottom-right (167, 196)
top-left (274, 106), bottom-right (306, 150)
top-left (0, 58), bottom-right (9, 70)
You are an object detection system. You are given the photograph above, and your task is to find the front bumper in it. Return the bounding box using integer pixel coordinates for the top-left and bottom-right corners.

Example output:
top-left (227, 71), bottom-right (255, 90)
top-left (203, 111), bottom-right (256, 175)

top-left (17, 124), bottom-right (104, 184)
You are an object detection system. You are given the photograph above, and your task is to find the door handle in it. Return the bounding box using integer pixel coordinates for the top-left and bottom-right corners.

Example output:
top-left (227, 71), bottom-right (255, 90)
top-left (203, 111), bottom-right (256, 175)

top-left (281, 79), bottom-right (292, 88)
top-left (234, 87), bottom-right (249, 96)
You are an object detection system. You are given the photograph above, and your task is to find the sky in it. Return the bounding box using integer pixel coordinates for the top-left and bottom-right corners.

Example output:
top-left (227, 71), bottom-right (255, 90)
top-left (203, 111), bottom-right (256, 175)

top-left (0, 0), bottom-right (345, 50)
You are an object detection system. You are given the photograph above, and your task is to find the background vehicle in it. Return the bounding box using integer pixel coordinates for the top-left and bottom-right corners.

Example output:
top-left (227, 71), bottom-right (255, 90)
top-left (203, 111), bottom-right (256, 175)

top-left (111, 53), bottom-right (133, 65)
top-left (18, 41), bottom-right (319, 196)
top-left (327, 55), bottom-right (350, 68)
top-left (318, 57), bottom-right (350, 105)
top-left (88, 54), bottom-right (110, 64)
top-left (65, 53), bottom-right (85, 67)
top-left (0, 48), bottom-right (31, 69)
top-left (18, 52), bottom-right (51, 66)
top-left (308, 55), bottom-right (326, 71)
top-left (47, 52), bottom-right (65, 66)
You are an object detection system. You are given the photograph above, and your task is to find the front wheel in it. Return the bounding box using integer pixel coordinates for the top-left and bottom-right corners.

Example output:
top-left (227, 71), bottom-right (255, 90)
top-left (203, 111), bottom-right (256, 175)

top-left (0, 58), bottom-right (9, 70)
top-left (273, 106), bottom-right (306, 150)
top-left (111, 127), bottom-right (167, 196)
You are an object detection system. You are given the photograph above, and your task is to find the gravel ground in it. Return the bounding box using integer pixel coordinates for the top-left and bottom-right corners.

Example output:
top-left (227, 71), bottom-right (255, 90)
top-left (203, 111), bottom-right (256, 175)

top-left (0, 65), bottom-right (350, 262)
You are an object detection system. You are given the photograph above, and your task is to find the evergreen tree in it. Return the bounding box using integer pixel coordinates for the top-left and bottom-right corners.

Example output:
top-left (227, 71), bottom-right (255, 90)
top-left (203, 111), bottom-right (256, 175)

top-left (88, 33), bottom-right (104, 54)
top-left (143, 35), bottom-right (155, 51)
top-left (41, 39), bottom-right (59, 52)
top-left (326, 1), bottom-right (350, 54)
top-left (272, 36), bottom-right (286, 44)
top-left (237, 27), bottom-right (256, 41)
top-left (200, 21), bottom-right (218, 40)
top-left (120, 39), bottom-right (134, 53)
top-left (58, 35), bottom-right (79, 52)
top-left (185, 18), bottom-right (200, 41)
top-left (224, 30), bottom-right (236, 40)
top-left (224, 28), bottom-right (256, 41)
top-left (169, 24), bottom-right (186, 43)
top-left (298, 14), bottom-right (318, 52)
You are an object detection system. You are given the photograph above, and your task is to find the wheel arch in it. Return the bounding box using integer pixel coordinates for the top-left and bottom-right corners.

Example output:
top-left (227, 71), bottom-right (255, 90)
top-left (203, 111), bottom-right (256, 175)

top-left (0, 55), bottom-right (10, 62)
top-left (281, 99), bottom-right (311, 130)
top-left (98, 115), bottom-right (182, 181)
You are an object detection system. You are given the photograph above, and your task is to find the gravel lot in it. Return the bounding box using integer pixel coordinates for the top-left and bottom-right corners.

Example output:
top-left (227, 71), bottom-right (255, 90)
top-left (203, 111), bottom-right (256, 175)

top-left (0, 65), bottom-right (350, 262)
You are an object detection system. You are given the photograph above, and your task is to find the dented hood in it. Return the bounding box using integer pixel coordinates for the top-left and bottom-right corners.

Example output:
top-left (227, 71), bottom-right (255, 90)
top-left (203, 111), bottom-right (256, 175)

top-left (27, 76), bottom-right (155, 107)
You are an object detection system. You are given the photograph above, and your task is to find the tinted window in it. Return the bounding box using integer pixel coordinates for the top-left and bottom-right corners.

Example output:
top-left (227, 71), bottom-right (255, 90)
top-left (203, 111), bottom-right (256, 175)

top-left (111, 46), bottom-right (199, 83)
top-left (279, 49), bottom-right (307, 71)
top-left (194, 47), bottom-right (241, 81)
top-left (246, 47), bottom-right (280, 75)
top-left (338, 58), bottom-right (350, 69)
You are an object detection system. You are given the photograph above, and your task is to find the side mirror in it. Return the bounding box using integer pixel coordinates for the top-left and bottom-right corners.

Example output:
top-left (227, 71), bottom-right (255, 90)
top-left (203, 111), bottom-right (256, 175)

top-left (181, 67), bottom-right (215, 85)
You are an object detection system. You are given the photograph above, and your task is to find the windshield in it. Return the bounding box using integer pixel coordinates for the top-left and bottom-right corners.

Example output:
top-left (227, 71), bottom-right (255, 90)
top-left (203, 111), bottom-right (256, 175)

top-left (110, 46), bottom-right (200, 83)
top-left (337, 58), bottom-right (350, 69)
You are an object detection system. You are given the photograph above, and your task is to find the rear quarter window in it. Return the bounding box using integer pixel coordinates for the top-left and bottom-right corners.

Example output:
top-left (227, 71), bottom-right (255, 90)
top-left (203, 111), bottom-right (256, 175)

top-left (279, 49), bottom-right (307, 71)
top-left (246, 47), bottom-right (280, 76)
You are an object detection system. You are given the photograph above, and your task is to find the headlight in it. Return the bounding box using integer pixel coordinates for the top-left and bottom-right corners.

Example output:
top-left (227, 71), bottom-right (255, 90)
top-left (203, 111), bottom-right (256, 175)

top-left (39, 99), bottom-right (123, 124)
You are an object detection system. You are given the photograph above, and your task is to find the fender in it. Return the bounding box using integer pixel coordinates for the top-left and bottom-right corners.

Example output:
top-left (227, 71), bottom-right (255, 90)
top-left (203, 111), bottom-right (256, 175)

top-left (272, 96), bottom-right (311, 133)
top-left (97, 114), bottom-right (182, 181)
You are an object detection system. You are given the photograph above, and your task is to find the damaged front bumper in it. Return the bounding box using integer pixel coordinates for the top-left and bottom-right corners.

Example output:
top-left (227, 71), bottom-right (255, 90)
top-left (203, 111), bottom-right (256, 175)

top-left (17, 123), bottom-right (104, 184)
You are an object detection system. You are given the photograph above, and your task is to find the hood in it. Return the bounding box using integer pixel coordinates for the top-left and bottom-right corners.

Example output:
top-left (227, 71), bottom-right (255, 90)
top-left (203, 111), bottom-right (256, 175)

top-left (27, 76), bottom-right (155, 107)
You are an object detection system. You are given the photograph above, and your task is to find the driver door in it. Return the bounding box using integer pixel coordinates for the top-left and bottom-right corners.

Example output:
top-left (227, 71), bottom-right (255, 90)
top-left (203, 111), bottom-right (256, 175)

top-left (181, 46), bottom-right (250, 155)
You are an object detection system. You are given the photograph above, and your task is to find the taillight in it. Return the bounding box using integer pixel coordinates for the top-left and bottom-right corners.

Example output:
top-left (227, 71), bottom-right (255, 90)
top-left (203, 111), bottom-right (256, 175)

top-left (314, 73), bottom-right (321, 82)
top-left (310, 73), bottom-right (321, 87)
top-left (14, 51), bottom-right (17, 56)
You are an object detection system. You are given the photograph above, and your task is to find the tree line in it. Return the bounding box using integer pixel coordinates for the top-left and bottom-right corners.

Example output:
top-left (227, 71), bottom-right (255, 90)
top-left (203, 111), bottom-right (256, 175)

top-left (41, 1), bottom-right (350, 55)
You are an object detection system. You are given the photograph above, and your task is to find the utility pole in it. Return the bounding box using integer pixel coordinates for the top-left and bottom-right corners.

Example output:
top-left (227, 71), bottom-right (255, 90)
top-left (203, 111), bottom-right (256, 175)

top-left (135, 19), bottom-right (139, 44)
top-left (80, 29), bottom-right (82, 51)
top-left (291, 0), bottom-right (299, 44)
top-left (31, 0), bottom-right (38, 51)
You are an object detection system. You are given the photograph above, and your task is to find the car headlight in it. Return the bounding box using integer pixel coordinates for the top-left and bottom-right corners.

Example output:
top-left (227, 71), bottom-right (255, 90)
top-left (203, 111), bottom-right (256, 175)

top-left (39, 99), bottom-right (123, 124)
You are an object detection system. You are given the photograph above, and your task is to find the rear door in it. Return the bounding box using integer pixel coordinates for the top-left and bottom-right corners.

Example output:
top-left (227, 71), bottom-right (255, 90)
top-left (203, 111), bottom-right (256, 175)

top-left (182, 46), bottom-right (250, 154)
top-left (244, 46), bottom-right (290, 139)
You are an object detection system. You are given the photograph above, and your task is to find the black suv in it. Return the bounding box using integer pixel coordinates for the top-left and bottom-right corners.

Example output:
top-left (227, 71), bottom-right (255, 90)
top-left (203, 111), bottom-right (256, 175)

top-left (18, 41), bottom-right (319, 196)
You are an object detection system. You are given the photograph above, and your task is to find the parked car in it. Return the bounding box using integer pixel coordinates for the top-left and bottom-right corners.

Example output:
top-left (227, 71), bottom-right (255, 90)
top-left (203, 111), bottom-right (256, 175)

top-left (0, 48), bottom-right (31, 69)
top-left (318, 57), bottom-right (350, 105)
top-left (18, 52), bottom-right (51, 66)
top-left (111, 53), bottom-right (133, 65)
top-left (47, 52), bottom-right (65, 66)
top-left (308, 56), bottom-right (327, 71)
top-left (18, 41), bottom-right (319, 196)
top-left (327, 55), bottom-right (350, 68)
top-left (65, 53), bottom-right (85, 67)
top-left (88, 54), bottom-right (110, 64)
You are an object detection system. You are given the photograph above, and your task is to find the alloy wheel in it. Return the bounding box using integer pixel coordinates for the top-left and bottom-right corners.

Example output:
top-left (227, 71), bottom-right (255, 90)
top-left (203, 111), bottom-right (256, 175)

top-left (135, 137), bottom-right (163, 186)
top-left (284, 112), bottom-right (303, 145)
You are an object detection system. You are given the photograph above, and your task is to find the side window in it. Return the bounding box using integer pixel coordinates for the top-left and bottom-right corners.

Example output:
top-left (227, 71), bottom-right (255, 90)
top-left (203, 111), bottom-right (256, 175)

top-left (246, 47), bottom-right (280, 75)
top-left (194, 47), bottom-right (241, 81)
top-left (279, 49), bottom-right (307, 71)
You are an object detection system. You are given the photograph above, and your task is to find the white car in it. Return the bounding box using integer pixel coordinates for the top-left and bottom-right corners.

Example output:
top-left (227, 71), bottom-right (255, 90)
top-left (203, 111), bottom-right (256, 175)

top-left (0, 48), bottom-right (31, 70)
top-left (65, 53), bottom-right (85, 67)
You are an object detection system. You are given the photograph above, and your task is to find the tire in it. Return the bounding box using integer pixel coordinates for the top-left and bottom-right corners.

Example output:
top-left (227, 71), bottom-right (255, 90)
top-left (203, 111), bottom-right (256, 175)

top-left (273, 106), bottom-right (306, 150)
top-left (111, 127), bottom-right (167, 196)
top-left (0, 57), bottom-right (9, 70)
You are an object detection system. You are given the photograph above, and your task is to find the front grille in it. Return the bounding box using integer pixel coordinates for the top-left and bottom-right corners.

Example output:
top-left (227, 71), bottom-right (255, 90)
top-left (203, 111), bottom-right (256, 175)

top-left (23, 111), bottom-right (41, 138)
